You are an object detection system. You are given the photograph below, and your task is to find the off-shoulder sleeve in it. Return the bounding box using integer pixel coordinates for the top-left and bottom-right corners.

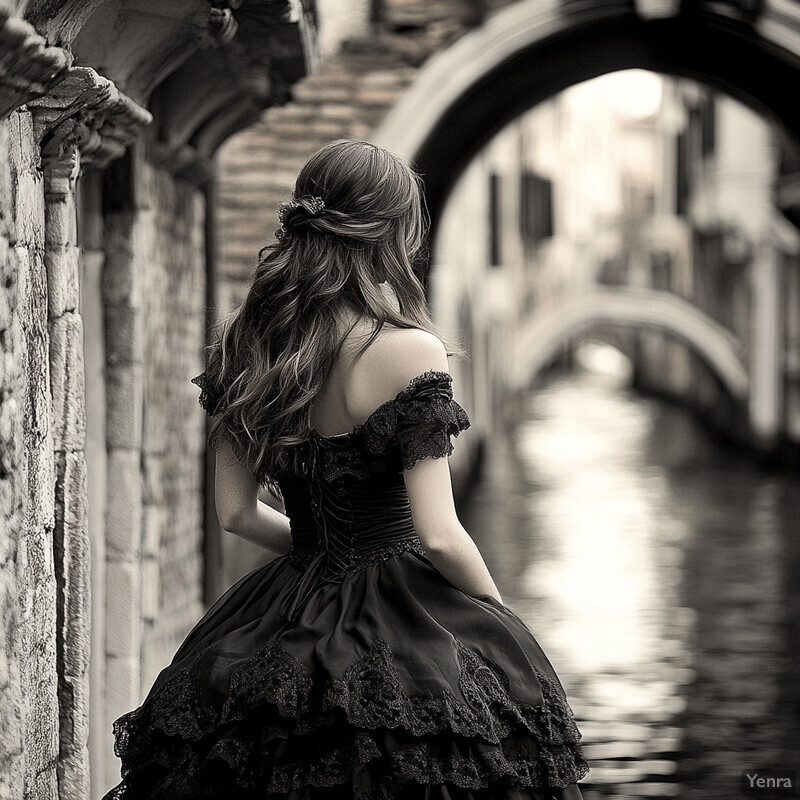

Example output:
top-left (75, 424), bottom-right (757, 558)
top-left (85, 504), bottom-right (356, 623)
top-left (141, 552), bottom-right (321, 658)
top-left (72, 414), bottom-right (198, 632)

top-left (393, 371), bottom-right (471, 470)
top-left (191, 370), bottom-right (224, 417)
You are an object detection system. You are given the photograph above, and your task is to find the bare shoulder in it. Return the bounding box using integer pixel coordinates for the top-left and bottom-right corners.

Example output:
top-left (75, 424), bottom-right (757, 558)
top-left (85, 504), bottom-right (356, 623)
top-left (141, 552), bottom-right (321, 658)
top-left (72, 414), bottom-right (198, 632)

top-left (346, 326), bottom-right (449, 419)
top-left (371, 326), bottom-right (449, 385)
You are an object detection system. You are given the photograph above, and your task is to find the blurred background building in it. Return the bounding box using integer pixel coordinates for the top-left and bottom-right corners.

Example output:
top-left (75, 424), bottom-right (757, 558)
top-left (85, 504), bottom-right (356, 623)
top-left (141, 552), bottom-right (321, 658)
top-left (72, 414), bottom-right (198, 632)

top-left (0, 1), bottom-right (799, 798)
top-left (434, 70), bottom-right (800, 452)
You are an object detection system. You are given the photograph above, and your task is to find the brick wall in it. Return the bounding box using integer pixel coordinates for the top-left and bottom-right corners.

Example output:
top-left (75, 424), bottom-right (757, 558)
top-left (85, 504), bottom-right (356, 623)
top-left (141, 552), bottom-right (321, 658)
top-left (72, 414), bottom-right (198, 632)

top-left (217, 0), bottom-right (513, 297)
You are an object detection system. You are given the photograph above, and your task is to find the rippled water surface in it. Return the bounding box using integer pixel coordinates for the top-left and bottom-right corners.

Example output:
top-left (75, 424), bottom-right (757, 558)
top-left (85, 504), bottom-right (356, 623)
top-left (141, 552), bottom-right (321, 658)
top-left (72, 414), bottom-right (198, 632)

top-left (459, 370), bottom-right (800, 799)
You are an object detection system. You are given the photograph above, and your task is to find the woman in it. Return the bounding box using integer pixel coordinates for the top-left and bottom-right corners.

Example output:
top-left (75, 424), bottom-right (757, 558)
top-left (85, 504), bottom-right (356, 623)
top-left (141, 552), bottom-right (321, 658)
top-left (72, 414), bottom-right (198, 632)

top-left (104, 140), bottom-right (589, 799)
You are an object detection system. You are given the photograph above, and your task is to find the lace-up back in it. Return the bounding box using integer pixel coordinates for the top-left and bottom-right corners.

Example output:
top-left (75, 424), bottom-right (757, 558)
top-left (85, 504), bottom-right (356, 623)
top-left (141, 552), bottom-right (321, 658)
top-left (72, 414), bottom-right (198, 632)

top-left (276, 371), bottom-right (470, 620)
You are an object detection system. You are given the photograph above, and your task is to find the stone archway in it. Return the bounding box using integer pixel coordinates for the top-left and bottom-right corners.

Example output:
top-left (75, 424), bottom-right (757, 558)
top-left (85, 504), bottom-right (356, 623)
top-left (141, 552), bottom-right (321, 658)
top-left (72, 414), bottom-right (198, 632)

top-left (364, 0), bottom-right (799, 448)
top-left (372, 0), bottom-right (800, 234)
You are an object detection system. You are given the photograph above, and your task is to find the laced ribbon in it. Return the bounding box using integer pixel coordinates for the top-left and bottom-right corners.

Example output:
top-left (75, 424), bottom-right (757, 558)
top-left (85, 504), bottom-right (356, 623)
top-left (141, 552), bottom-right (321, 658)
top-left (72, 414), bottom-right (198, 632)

top-left (278, 440), bottom-right (345, 621)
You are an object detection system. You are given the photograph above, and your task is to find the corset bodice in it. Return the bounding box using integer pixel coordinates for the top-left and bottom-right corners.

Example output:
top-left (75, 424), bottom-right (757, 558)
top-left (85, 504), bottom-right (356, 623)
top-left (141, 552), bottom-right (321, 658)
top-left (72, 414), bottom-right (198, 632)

top-left (193, 369), bottom-right (471, 621)
top-left (280, 471), bottom-right (420, 563)
top-left (275, 452), bottom-right (427, 621)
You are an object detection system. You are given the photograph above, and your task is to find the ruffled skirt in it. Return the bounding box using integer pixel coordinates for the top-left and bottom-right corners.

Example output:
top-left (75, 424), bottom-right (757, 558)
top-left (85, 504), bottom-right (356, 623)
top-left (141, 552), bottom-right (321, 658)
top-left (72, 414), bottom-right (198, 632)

top-left (102, 550), bottom-right (589, 799)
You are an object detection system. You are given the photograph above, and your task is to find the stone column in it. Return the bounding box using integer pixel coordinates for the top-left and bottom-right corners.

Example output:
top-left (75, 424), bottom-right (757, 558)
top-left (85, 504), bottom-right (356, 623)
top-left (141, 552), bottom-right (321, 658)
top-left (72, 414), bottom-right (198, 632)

top-left (100, 163), bottom-right (146, 788)
top-left (41, 135), bottom-right (91, 800)
top-left (0, 10), bottom-right (70, 799)
top-left (79, 170), bottom-right (110, 800)
top-left (3, 106), bottom-right (60, 800)
top-left (0, 113), bottom-right (27, 800)
top-left (28, 65), bottom-right (151, 800)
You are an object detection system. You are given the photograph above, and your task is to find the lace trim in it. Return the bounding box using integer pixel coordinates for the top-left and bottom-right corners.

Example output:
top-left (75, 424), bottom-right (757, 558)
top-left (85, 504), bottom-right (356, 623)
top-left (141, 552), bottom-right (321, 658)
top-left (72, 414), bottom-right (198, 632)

top-left (286, 537), bottom-right (425, 571)
top-left (396, 397), bottom-right (470, 470)
top-left (192, 370), bottom-right (471, 484)
top-left (191, 371), bottom-right (223, 416)
top-left (389, 745), bottom-right (588, 793)
top-left (191, 370), bottom-right (471, 482)
top-left (310, 370), bottom-right (459, 441)
top-left (305, 371), bottom-right (471, 480)
top-left (105, 637), bottom-right (588, 799)
top-left (106, 730), bottom-right (586, 800)
top-left (263, 733), bottom-right (588, 795)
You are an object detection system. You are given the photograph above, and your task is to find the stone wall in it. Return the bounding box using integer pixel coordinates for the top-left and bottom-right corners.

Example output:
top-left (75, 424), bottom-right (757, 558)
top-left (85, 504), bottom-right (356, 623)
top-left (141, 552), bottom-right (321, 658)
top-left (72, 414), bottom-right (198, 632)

top-left (138, 159), bottom-right (207, 690)
top-left (0, 112), bottom-right (25, 800)
top-left (0, 2), bottom-right (318, 797)
top-left (0, 97), bottom-right (100, 800)
top-left (96, 142), bottom-right (209, 789)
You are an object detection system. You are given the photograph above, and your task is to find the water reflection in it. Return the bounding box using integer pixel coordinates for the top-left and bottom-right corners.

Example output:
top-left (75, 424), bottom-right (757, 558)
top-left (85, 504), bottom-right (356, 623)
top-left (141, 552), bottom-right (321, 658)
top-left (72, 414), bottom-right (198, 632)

top-left (459, 366), bottom-right (800, 799)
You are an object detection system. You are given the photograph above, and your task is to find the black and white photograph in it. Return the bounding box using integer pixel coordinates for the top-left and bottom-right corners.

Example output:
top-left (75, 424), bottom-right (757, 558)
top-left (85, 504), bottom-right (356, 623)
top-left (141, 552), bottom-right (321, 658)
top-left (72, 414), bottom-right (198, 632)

top-left (0, 1), bottom-right (799, 799)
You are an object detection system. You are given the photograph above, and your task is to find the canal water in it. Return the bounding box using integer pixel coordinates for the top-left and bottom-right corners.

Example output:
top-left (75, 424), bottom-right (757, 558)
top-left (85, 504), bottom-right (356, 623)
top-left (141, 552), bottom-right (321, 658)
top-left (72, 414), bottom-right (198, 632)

top-left (459, 364), bottom-right (800, 800)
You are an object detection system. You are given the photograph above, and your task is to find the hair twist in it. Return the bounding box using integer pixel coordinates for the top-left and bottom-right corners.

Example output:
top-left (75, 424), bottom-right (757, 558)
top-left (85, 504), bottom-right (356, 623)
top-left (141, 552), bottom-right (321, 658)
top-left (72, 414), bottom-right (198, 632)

top-left (277, 195), bottom-right (326, 239)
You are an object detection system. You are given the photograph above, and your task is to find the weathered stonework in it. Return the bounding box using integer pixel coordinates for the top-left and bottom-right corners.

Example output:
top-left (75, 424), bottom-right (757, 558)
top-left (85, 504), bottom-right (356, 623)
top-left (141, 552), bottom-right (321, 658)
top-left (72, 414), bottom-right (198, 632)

top-left (41, 141), bottom-right (90, 800)
top-left (0, 112), bottom-right (29, 800)
top-left (31, 66), bottom-right (153, 170)
top-left (0, 1), bottom-right (319, 798)
top-left (136, 153), bottom-right (208, 690)
top-left (0, 4), bottom-right (70, 118)
top-left (99, 184), bottom-right (146, 790)
top-left (95, 140), bottom-right (209, 789)
top-left (9, 64), bottom-right (151, 800)
top-left (3, 107), bottom-right (60, 800)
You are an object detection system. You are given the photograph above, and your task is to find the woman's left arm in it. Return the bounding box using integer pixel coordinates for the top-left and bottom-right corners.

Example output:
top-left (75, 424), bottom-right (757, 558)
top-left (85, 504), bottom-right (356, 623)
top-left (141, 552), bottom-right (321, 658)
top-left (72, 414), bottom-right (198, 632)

top-left (214, 439), bottom-right (292, 555)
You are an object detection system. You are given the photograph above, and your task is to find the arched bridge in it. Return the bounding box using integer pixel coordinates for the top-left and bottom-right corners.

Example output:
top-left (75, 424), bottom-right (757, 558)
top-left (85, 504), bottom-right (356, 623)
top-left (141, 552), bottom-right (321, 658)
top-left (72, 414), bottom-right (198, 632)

top-left (508, 287), bottom-right (749, 399)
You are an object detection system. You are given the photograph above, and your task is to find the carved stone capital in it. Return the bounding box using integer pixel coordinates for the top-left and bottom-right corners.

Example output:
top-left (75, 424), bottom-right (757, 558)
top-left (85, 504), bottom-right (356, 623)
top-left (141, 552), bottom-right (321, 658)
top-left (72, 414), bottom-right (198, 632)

top-left (29, 66), bottom-right (152, 170)
top-left (0, 5), bottom-right (71, 118)
top-left (41, 139), bottom-right (80, 199)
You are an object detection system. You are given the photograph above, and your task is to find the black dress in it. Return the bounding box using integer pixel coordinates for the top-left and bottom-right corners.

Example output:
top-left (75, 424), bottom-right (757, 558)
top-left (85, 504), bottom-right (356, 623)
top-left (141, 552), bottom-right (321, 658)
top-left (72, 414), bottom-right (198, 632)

top-left (103, 370), bottom-right (589, 800)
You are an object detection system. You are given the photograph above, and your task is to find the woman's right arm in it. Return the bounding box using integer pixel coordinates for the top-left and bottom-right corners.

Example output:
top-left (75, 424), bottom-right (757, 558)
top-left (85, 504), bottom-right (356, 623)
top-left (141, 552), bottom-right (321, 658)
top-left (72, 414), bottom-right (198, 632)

top-left (372, 329), bottom-right (502, 603)
top-left (404, 452), bottom-right (503, 604)
top-left (214, 439), bottom-right (292, 555)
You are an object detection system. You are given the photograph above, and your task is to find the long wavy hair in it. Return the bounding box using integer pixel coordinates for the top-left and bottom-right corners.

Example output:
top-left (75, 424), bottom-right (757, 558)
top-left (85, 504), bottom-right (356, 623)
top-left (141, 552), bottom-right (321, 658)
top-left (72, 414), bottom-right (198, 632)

top-left (202, 139), bottom-right (457, 488)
